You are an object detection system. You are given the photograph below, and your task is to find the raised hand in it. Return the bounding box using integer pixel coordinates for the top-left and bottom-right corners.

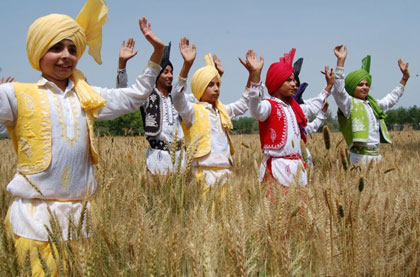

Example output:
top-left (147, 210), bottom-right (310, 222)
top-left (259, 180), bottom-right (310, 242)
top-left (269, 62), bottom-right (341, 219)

top-left (239, 49), bottom-right (264, 74)
top-left (321, 66), bottom-right (334, 92)
top-left (179, 37), bottom-right (196, 65)
top-left (119, 38), bottom-right (138, 69)
top-left (398, 59), bottom-right (410, 86)
top-left (334, 45), bottom-right (347, 67)
top-left (213, 54), bottom-right (224, 77)
top-left (239, 49), bottom-right (264, 84)
top-left (139, 17), bottom-right (164, 50)
top-left (0, 76), bottom-right (14, 84)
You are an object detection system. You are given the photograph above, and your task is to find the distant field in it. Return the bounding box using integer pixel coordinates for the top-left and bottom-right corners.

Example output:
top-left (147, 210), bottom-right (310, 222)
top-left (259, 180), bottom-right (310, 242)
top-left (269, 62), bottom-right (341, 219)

top-left (1, 131), bottom-right (420, 275)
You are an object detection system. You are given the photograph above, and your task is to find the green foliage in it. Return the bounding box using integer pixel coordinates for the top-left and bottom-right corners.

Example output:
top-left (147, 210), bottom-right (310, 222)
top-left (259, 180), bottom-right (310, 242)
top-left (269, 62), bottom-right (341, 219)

top-left (385, 105), bottom-right (420, 129)
top-left (232, 117), bottom-right (258, 134)
top-left (95, 110), bottom-right (144, 136)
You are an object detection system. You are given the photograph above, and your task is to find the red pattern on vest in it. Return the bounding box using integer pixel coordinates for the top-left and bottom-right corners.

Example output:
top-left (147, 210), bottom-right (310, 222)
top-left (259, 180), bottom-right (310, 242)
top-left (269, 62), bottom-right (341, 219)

top-left (259, 99), bottom-right (288, 150)
top-left (259, 98), bottom-right (308, 149)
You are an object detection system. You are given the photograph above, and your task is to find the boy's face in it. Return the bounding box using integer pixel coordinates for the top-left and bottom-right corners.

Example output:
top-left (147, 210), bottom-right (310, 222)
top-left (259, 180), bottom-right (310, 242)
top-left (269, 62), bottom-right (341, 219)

top-left (156, 65), bottom-right (173, 90)
top-left (200, 77), bottom-right (220, 106)
top-left (39, 39), bottom-right (78, 84)
top-left (272, 73), bottom-right (297, 100)
top-left (353, 79), bottom-right (370, 100)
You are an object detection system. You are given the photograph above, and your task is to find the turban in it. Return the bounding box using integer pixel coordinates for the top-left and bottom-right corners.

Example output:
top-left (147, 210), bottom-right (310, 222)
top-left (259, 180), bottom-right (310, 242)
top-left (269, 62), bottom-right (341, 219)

top-left (265, 48), bottom-right (296, 95)
top-left (292, 57), bottom-right (308, 104)
top-left (191, 54), bottom-right (221, 101)
top-left (346, 55), bottom-right (386, 119)
top-left (190, 54), bottom-right (232, 129)
top-left (26, 0), bottom-right (108, 112)
top-left (344, 55), bottom-right (372, 96)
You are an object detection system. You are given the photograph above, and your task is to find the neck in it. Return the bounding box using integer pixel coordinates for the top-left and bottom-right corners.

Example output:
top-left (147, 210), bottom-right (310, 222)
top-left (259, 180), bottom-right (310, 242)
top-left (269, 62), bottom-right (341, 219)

top-left (274, 94), bottom-right (290, 104)
top-left (43, 75), bottom-right (68, 92)
top-left (157, 85), bottom-right (170, 97)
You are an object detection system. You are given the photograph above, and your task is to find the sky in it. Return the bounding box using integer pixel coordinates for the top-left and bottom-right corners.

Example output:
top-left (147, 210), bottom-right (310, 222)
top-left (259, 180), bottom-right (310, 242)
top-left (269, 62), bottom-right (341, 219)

top-left (1, 0), bottom-right (419, 114)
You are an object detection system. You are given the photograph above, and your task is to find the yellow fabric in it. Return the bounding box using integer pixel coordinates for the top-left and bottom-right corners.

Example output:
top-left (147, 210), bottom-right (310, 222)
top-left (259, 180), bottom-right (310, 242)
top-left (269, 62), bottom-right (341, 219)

top-left (8, 83), bottom-right (99, 173)
top-left (8, 83), bottom-right (52, 174)
top-left (182, 103), bottom-right (235, 158)
top-left (191, 53), bottom-right (233, 130)
top-left (26, 0), bottom-right (108, 113)
top-left (5, 207), bottom-right (59, 277)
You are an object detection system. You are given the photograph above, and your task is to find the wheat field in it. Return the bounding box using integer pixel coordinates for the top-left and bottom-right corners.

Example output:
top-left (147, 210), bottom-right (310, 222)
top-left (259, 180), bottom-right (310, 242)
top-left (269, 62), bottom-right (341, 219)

top-left (1, 131), bottom-right (420, 276)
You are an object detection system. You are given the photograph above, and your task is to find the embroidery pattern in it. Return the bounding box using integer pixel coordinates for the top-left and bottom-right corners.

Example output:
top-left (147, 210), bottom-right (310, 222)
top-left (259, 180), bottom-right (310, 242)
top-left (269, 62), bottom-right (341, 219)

top-left (60, 165), bottom-right (72, 188)
top-left (53, 93), bottom-right (81, 147)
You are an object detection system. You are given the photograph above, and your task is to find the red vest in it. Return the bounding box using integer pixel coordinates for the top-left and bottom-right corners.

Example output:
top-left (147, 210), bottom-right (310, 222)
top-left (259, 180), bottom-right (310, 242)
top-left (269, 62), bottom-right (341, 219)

top-left (259, 99), bottom-right (306, 150)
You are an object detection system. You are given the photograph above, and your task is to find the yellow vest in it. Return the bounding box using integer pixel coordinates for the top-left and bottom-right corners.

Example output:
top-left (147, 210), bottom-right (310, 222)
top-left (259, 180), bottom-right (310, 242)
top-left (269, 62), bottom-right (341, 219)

top-left (182, 103), bottom-right (234, 158)
top-left (7, 82), bottom-right (99, 175)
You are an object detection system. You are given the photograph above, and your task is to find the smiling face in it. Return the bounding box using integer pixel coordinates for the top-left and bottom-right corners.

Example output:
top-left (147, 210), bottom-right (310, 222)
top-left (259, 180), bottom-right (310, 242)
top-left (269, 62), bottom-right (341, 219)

top-left (200, 77), bottom-right (220, 107)
top-left (272, 73), bottom-right (297, 101)
top-left (156, 65), bottom-right (173, 93)
top-left (39, 39), bottom-right (78, 90)
top-left (353, 79), bottom-right (370, 100)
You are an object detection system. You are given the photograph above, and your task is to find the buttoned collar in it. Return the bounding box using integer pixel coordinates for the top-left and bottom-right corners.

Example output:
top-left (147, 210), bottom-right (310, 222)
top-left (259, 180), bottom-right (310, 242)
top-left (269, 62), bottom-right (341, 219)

top-left (37, 76), bottom-right (75, 95)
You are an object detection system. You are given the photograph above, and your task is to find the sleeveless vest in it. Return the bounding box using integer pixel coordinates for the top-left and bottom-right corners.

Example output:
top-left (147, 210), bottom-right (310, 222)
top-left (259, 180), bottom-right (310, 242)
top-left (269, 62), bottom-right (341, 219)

top-left (181, 103), bottom-right (234, 158)
top-left (7, 82), bottom-right (99, 175)
top-left (259, 99), bottom-right (290, 150)
top-left (338, 97), bottom-right (391, 146)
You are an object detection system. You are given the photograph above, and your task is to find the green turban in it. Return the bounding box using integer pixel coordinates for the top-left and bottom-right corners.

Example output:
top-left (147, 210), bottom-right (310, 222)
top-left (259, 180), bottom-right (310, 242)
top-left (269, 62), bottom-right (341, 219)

top-left (344, 55), bottom-right (372, 96)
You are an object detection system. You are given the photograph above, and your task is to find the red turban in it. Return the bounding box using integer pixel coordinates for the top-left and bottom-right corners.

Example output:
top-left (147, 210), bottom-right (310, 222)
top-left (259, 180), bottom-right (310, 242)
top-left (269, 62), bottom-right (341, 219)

top-left (265, 48), bottom-right (296, 95)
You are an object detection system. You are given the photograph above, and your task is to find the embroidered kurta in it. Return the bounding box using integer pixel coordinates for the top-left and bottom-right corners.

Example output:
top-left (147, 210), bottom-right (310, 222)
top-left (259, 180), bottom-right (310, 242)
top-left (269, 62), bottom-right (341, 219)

top-left (116, 69), bottom-right (197, 174)
top-left (172, 78), bottom-right (249, 186)
top-left (0, 61), bottom-right (160, 241)
top-left (333, 67), bottom-right (404, 164)
top-left (248, 82), bottom-right (328, 186)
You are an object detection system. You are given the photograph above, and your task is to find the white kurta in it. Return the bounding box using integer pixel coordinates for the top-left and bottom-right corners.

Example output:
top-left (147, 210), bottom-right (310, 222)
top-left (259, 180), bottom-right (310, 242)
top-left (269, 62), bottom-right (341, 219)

top-left (172, 78), bottom-right (249, 186)
top-left (0, 61), bottom-right (160, 241)
top-left (116, 69), bottom-right (199, 174)
top-left (333, 67), bottom-right (404, 164)
top-left (248, 82), bottom-right (328, 187)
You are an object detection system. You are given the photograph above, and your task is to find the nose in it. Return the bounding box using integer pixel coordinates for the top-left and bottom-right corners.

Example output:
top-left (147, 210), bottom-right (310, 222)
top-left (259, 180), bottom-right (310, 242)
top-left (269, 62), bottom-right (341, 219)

top-left (61, 47), bottom-right (70, 58)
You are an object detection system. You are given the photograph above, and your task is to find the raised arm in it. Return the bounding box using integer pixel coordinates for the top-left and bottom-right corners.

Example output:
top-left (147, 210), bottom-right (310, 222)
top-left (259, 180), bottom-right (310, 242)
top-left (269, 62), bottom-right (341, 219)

top-left (332, 45), bottom-right (352, 118)
top-left (300, 66), bottom-right (333, 118)
top-left (305, 102), bottom-right (329, 135)
top-left (116, 38), bottom-right (138, 88)
top-left (139, 17), bottom-right (164, 65)
top-left (172, 37), bottom-right (197, 128)
top-left (377, 59), bottom-right (410, 111)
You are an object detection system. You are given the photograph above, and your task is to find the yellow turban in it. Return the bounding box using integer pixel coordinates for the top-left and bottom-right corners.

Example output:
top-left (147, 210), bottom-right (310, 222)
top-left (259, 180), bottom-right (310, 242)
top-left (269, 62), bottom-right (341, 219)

top-left (191, 54), bottom-right (232, 129)
top-left (26, 0), bottom-right (108, 112)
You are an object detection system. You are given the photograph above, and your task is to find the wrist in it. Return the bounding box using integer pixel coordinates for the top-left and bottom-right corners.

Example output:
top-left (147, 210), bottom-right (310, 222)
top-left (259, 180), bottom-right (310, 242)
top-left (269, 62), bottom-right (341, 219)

top-left (118, 59), bottom-right (127, 70)
top-left (325, 85), bottom-right (333, 92)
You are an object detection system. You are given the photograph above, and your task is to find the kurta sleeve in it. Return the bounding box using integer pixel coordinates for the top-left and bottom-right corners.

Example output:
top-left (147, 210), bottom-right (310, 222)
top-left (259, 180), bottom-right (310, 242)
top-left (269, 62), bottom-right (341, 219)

top-left (332, 67), bottom-right (352, 118)
top-left (0, 83), bottom-right (18, 126)
top-left (95, 61), bottom-right (160, 120)
top-left (248, 82), bottom-right (271, 122)
top-left (377, 84), bottom-right (404, 112)
top-left (225, 89), bottom-right (250, 119)
top-left (305, 111), bottom-right (327, 135)
top-left (172, 77), bottom-right (195, 128)
top-left (300, 89), bottom-right (330, 118)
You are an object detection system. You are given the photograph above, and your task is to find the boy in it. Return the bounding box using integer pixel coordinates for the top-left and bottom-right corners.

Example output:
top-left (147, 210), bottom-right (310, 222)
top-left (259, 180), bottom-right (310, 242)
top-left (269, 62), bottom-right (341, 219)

top-left (0, 0), bottom-right (165, 274)
top-left (248, 48), bottom-right (334, 187)
top-left (332, 45), bottom-right (410, 164)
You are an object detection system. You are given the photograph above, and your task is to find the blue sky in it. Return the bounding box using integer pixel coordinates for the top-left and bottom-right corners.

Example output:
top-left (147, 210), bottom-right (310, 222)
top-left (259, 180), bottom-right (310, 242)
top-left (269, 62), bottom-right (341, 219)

top-left (1, 0), bottom-right (419, 113)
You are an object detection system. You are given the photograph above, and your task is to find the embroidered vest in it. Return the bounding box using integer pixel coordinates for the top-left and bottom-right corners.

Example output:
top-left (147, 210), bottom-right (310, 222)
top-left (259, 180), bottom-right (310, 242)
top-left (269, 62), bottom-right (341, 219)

top-left (338, 97), bottom-right (391, 147)
top-left (181, 103), bottom-right (234, 158)
top-left (140, 89), bottom-right (163, 136)
top-left (7, 82), bottom-right (99, 175)
top-left (259, 99), bottom-right (289, 150)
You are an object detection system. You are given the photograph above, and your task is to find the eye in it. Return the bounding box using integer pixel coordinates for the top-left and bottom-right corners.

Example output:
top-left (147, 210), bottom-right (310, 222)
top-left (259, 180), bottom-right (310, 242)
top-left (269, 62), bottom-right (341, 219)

top-left (49, 43), bottom-right (63, 52)
top-left (68, 45), bottom-right (77, 55)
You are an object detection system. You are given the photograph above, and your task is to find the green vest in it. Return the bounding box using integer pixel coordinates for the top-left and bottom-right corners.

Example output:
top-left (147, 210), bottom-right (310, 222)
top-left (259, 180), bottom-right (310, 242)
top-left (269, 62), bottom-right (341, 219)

top-left (338, 97), bottom-right (391, 147)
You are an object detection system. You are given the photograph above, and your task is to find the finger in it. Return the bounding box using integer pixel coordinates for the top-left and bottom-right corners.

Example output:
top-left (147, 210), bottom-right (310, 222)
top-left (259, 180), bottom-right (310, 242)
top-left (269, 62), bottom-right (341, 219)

top-left (238, 57), bottom-right (246, 66)
top-left (320, 71), bottom-right (326, 75)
